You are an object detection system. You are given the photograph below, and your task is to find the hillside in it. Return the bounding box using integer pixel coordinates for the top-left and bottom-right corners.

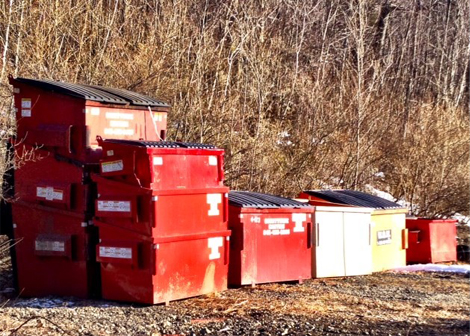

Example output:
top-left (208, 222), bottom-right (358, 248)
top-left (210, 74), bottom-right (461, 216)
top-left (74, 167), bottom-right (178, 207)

top-left (0, 0), bottom-right (468, 217)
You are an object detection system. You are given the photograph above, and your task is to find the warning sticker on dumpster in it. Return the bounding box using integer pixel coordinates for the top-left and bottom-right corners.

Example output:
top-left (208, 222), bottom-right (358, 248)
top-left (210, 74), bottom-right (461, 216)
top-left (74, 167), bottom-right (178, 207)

top-left (36, 186), bottom-right (64, 201)
top-left (377, 230), bottom-right (392, 245)
top-left (99, 246), bottom-right (132, 259)
top-left (97, 200), bottom-right (131, 212)
top-left (101, 160), bottom-right (124, 173)
top-left (35, 240), bottom-right (65, 252)
top-left (21, 98), bottom-right (31, 108)
top-left (21, 109), bottom-right (31, 117)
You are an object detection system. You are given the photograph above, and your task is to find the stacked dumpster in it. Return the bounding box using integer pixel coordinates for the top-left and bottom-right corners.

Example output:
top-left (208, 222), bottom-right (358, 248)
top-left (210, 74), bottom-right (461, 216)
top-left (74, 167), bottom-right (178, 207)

top-left (228, 191), bottom-right (313, 286)
top-left (9, 77), bottom-right (169, 298)
top-left (92, 138), bottom-right (230, 304)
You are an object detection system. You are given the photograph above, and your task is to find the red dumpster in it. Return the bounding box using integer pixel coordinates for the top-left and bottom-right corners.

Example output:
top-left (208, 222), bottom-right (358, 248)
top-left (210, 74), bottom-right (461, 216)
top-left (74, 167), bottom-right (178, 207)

top-left (9, 77), bottom-right (170, 299)
top-left (13, 149), bottom-right (93, 214)
top-left (9, 77), bottom-right (170, 163)
top-left (97, 138), bottom-right (224, 189)
top-left (93, 139), bottom-right (230, 304)
top-left (96, 221), bottom-right (229, 304)
top-left (12, 202), bottom-right (98, 298)
top-left (11, 149), bottom-right (99, 298)
top-left (228, 191), bottom-right (313, 286)
top-left (406, 218), bottom-right (457, 264)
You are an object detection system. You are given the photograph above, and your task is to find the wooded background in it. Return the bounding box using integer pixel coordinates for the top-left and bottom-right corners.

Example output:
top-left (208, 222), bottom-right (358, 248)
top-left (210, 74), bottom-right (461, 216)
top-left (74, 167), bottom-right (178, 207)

top-left (0, 0), bottom-right (468, 217)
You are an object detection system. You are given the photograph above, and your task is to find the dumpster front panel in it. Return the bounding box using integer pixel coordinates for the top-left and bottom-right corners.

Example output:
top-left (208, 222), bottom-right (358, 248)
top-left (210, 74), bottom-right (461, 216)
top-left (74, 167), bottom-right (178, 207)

top-left (85, 105), bottom-right (167, 148)
top-left (313, 210), bottom-right (345, 278)
top-left (371, 211), bottom-right (407, 272)
top-left (228, 204), bottom-right (313, 286)
top-left (406, 219), bottom-right (457, 263)
top-left (312, 206), bottom-right (373, 278)
top-left (94, 178), bottom-right (228, 236)
top-left (14, 151), bottom-right (92, 214)
top-left (153, 233), bottom-right (230, 304)
top-left (97, 222), bottom-right (230, 304)
top-left (343, 212), bottom-right (372, 276)
top-left (12, 202), bottom-right (97, 298)
top-left (430, 221), bottom-right (457, 262)
top-left (253, 210), bottom-right (312, 284)
top-left (96, 224), bottom-right (154, 304)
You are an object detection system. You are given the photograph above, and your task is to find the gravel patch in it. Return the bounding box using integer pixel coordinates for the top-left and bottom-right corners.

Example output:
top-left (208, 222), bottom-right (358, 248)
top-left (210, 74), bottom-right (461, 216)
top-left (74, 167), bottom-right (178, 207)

top-left (1, 235), bottom-right (469, 336)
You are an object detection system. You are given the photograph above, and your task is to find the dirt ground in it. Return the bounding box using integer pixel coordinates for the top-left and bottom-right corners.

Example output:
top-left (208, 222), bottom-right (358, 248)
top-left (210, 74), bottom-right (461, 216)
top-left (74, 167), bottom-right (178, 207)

top-left (0, 235), bottom-right (469, 336)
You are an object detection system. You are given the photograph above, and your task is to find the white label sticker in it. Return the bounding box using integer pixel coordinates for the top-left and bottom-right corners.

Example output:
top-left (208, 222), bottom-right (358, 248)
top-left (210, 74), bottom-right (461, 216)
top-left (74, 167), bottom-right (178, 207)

top-left (207, 193), bottom-right (222, 216)
top-left (105, 112), bottom-right (134, 120)
top-left (153, 113), bottom-right (164, 122)
top-left (153, 157), bottom-right (163, 165)
top-left (104, 128), bottom-right (135, 136)
top-left (21, 109), bottom-right (31, 117)
top-left (97, 200), bottom-right (131, 212)
top-left (292, 213), bottom-right (307, 232)
top-left (35, 240), bottom-right (65, 252)
top-left (91, 107), bottom-right (100, 116)
top-left (106, 150), bottom-right (114, 156)
top-left (208, 237), bottom-right (224, 260)
top-left (263, 229), bottom-right (291, 236)
top-left (101, 160), bottom-right (124, 173)
top-left (377, 230), bottom-right (392, 245)
top-left (208, 156), bottom-right (218, 166)
top-left (99, 246), bottom-right (132, 259)
top-left (21, 98), bottom-right (31, 108)
top-left (36, 187), bottom-right (64, 201)
top-left (110, 120), bottom-right (130, 128)
top-left (268, 224), bottom-right (286, 230)
top-left (265, 218), bottom-right (289, 224)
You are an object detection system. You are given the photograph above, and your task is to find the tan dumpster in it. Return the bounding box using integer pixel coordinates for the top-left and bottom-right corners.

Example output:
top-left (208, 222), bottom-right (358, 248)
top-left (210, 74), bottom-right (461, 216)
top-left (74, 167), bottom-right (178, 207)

top-left (299, 190), bottom-right (409, 272)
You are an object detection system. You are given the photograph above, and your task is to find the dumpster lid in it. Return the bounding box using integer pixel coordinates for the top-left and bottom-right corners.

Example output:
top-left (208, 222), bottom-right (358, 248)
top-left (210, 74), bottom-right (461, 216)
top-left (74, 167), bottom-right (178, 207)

top-left (302, 190), bottom-right (403, 210)
top-left (13, 77), bottom-right (169, 107)
top-left (229, 191), bottom-right (312, 209)
top-left (102, 139), bottom-right (217, 149)
top-left (84, 84), bottom-right (169, 107)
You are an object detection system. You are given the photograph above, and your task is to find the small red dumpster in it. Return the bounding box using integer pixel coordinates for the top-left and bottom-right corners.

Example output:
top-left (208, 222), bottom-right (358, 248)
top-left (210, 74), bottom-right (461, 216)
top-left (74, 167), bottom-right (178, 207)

top-left (97, 138), bottom-right (224, 189)
top-left (228, 191), bottom-right (313, 286)
top-left (9, 77), bottom-right (170, 163)
top-left (93, 139), bottom-right (230, 304)
top-left (406, 218), bottom-right (457, 264)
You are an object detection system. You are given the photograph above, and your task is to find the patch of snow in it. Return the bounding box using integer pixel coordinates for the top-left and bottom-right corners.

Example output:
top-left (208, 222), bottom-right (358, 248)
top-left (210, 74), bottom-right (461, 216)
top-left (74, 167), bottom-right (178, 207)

top-left (374, 172), bottom-right (385, 178)
top-left (453, 213), bottom-right (470, 226)
top-left (13, 297), bottom-right (76, 308)
top-left (277, 131), bottom-right (294, 146)
top-left (393, 263), bottom-right (470, 275)
top-left (365, 185), bottom-right (411, 210)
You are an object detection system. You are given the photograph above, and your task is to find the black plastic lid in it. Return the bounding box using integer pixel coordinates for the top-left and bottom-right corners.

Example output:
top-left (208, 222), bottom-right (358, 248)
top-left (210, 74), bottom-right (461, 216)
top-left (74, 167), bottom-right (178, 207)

top-left (103, 139), bottom-right (217, 149)
top-left (14, 77), bottom-right (169, 108)
top-left (229, 191), bottom-right (311, 209)
top-left (302, 190), bottom-right (403, 209)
